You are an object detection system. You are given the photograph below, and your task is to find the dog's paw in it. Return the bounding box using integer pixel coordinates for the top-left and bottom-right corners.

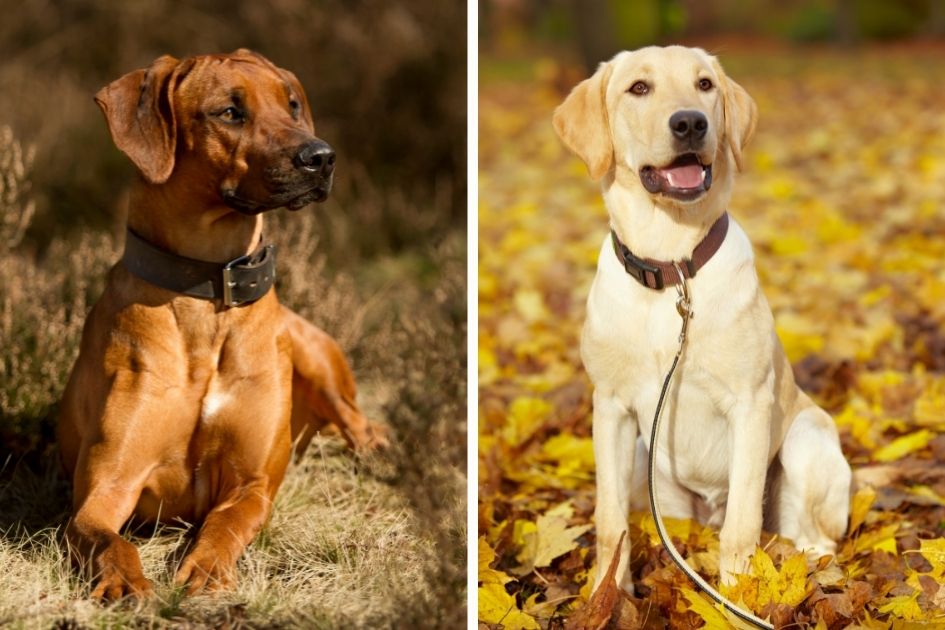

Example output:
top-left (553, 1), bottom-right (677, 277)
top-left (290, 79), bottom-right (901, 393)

top-left (88, 539), bottom-right (153, 601)
top-left (174, 549), bottom-right (236, 595)
top-left (718, 544), bottom-right (752, 586)
top-left (351, 420), bottom-right (391, 452)
top-left (89, 560), bottom-right (153, 601)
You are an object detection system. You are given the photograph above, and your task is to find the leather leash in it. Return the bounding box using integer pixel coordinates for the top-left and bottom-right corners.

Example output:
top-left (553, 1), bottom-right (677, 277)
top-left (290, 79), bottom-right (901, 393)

top-left (646, 262), bottom-right (773, 630)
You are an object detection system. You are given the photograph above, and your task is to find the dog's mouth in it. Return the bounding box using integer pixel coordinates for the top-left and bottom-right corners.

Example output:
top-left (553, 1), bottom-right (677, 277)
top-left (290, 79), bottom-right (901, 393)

top-left (223, 184), bottom-right (331, 215)
top-left (285, 185), bottom-right (330, 211)
top-left (640, 154), bottom-right (712, 201)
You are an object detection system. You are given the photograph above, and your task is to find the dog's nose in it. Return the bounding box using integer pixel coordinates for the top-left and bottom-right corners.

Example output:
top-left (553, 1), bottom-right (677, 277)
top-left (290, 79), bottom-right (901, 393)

top-left (294, 141), bottom-right (336, 177)
top-left (669, 110), bottom-right (708, 142)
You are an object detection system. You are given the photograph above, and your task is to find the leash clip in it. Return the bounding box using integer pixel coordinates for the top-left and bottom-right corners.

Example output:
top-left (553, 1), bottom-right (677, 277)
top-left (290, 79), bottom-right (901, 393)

top-left (672, 262), bottom-right (693, 344)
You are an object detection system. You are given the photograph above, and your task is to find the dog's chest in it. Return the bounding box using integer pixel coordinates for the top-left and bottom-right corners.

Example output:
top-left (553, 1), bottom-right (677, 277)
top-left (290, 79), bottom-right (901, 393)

top-left (134, 305), bottom-right (292, 521)
top-left (582, 234), bottom-right (760, 495)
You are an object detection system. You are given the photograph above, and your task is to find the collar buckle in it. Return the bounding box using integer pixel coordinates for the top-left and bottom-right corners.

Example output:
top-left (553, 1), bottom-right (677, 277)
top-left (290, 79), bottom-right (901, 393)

top-left (612, 232), bottom-right (664, 290)
top-left (222, 255), bottom-right (250, 307)
top-left (222, 245), bottom-right (275, 307)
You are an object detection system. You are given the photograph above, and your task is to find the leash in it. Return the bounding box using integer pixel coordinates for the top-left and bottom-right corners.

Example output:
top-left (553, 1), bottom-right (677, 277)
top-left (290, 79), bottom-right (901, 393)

top-left (646, 262), bottom-right (773, 630)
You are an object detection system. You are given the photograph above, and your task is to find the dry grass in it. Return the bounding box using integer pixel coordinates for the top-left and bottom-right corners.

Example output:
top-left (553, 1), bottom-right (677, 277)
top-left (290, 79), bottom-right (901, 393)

top-left (0, 441), bottom-right (444, 628)
top-left (0, 100), bottom-right (466, 626)
top-left (0, 4), bottom-right (467, 623)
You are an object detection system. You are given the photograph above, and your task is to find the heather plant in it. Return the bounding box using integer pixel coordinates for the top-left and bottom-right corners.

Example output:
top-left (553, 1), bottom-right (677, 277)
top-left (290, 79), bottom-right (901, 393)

top-left (1, 3), bottom-right (465, 623)
top-left (0, 125), bottom-right (35, 252)
top-left (0, 153), bottom-right (466, 627)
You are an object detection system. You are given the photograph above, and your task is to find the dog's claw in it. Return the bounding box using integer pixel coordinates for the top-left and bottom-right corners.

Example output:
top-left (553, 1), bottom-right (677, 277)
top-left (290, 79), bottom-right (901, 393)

top-left (90, 571), bottom-right (153, 601)
top-left (350, 421), bottom-right (391, 452)
top-left (174, 550), bottom-right (236, 595)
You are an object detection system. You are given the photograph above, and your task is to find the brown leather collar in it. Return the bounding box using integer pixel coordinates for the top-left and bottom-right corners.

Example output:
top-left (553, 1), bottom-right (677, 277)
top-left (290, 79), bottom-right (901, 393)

top-left (122, 229), bottom-right (276, 307)
top-left (611, 212), bottom-right (729, 290)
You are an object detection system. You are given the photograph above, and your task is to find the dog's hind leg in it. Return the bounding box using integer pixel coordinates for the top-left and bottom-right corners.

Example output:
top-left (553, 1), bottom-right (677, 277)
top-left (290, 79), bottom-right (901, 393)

top-left (767, 404), bottom-right (851, 558)
top-left (283, 306), bottom-right (388, 454)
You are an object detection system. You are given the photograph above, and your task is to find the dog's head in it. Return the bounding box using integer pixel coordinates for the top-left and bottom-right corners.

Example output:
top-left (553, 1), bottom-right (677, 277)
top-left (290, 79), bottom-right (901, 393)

top-left (553, 46), bottom-right (756, 205)
top-left (95, 49), bottom-right (333, 215)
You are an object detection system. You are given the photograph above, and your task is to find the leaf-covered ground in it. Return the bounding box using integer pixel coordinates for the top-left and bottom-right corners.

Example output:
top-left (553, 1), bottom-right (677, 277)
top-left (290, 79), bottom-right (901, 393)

top-left (478, 45), bottom-right (945, 629)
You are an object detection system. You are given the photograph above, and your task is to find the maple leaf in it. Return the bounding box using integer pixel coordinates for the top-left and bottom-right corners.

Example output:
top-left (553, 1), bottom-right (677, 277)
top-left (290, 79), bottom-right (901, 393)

top-left (721, 547), bottom-right (812, 613)
top-left (479, 581), bottom-right (541, 630)
top-left (680, 588), bottom-right (762, 630)
top-left (501, 396), bottom-right (553, 447)
top-left (876, 592), bottom-right (923, 621)
top-left (479, 537), bottom-right (513, 587)
top-left (852, 523), bottom-right (899, 556)
top-left (479, 537), bottom-right (540, 629)
top-left (514, 502), bottom-right (592, 574)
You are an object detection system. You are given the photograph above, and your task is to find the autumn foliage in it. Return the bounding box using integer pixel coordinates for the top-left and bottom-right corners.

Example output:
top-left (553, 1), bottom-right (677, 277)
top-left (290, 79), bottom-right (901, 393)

top-left (479, 46), bottom-right (945, 629)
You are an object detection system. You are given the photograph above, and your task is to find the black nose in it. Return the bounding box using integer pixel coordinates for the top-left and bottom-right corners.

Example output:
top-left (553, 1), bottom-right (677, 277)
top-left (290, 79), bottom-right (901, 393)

top-left (669, 110), bottom-right (708, 142)
top-left (294, 141), bottom-right (336, 177)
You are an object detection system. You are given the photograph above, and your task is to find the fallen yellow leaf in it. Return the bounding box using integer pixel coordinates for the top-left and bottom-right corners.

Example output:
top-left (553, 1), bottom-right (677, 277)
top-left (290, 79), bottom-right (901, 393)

top-left (515, 502), bottom-right (592, 573)
top-left (872, 429), bottom-right (933, 463)
top-left (848, 485), bottom-right (876, 534)
top-left (479, 581), bottom-right (541, 629)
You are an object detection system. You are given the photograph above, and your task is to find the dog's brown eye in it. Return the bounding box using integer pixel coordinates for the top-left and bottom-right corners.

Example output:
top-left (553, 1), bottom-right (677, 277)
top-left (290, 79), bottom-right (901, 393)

top-left (698, 78), bottom-right (713, 91)
top-left (289, 99), bottom-right (301, 119)
top-left (629, 81), bottom-right (649, 96)
top-left (218, 106), bottom-right (244, 123)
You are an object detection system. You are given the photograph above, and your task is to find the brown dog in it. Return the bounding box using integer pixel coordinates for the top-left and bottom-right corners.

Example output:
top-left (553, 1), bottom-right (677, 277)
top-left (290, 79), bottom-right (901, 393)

top-left (57, 49), bottom-right (386, 600)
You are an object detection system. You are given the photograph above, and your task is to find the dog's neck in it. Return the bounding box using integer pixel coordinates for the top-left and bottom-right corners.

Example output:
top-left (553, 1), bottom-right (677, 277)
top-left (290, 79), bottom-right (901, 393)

top-left (126, 183), bottom-right (264, 263)
top-left (604, 165), bottom-right (731, 261)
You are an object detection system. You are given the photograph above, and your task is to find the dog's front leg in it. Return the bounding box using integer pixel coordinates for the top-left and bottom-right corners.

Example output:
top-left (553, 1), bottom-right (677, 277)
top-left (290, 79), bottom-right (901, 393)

top-left (718, 391), bottom-right (773, 585)
top-left (591, 389), bottom-right (637, 594)
top-left (174, 476), bottom-right (278, 594)
top-left (68, 450), bottom-right (153, 600)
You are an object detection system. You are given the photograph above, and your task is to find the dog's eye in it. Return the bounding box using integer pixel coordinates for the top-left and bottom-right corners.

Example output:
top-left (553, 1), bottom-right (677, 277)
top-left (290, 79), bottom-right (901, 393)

top-left (218, 106), bottom-right (244, 123)
top-left (698, 78), bottom-right (714, 91)
top-left (289, 99), bottom-right (301, 119)
top-left (628, 81), bottom-right (649, 96)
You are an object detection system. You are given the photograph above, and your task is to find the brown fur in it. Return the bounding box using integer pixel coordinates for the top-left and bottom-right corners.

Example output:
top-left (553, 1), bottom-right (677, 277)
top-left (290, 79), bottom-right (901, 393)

top-left (58, 49), bottom-right (387, 600)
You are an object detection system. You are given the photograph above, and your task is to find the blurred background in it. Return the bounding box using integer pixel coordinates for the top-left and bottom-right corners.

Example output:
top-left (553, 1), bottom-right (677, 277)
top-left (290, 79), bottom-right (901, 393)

top-left (2, 0), bottom-right (465, 246)
top-left (481, 0), bottom-right (945, 69)
top-left (478, 1), bottom-right (945, 627)
top-left (1, 1), bottom-right (466, 627)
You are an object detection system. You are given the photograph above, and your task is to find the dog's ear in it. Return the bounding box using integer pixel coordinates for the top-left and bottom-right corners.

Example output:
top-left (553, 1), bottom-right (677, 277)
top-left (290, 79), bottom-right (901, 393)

top-left (553, 61), bottom-right (615, 181)
top-left (95, 55), bottom-right (186, 184)
top-left (712, 58), bottom-right (757, 173)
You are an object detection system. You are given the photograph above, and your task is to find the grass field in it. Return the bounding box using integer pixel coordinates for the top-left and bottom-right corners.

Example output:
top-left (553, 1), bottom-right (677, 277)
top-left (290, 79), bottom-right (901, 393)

top-left (0, 121), bottom-right (467, 628)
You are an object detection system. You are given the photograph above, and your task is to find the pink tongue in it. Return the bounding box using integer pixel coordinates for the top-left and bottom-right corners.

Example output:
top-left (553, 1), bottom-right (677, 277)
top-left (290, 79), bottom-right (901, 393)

top-left (662, 164), bottom-right (703, 189)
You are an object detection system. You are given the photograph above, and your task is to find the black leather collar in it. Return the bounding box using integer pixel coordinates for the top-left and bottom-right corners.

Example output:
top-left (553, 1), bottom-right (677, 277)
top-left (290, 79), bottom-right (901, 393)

top-left (122, 229), bottom-right (276, 307)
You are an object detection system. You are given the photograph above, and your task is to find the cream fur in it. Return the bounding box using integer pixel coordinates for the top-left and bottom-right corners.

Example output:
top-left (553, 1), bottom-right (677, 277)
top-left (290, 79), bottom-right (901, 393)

top-left (553, 46), bottom-right (851, 594)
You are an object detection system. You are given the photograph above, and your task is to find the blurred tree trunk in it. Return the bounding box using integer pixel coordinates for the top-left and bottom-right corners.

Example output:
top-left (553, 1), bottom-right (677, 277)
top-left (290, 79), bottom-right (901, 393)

top-left (568, 0), bottom-right (618, 71)
top-left (479, 0), bottom-right (491, 46)
top-left (680, 0), bottom-right (715, 36)
top-left (929, 0), bottom-right (945, 37)
top-left (836, 0), bottom-right (856, 45)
